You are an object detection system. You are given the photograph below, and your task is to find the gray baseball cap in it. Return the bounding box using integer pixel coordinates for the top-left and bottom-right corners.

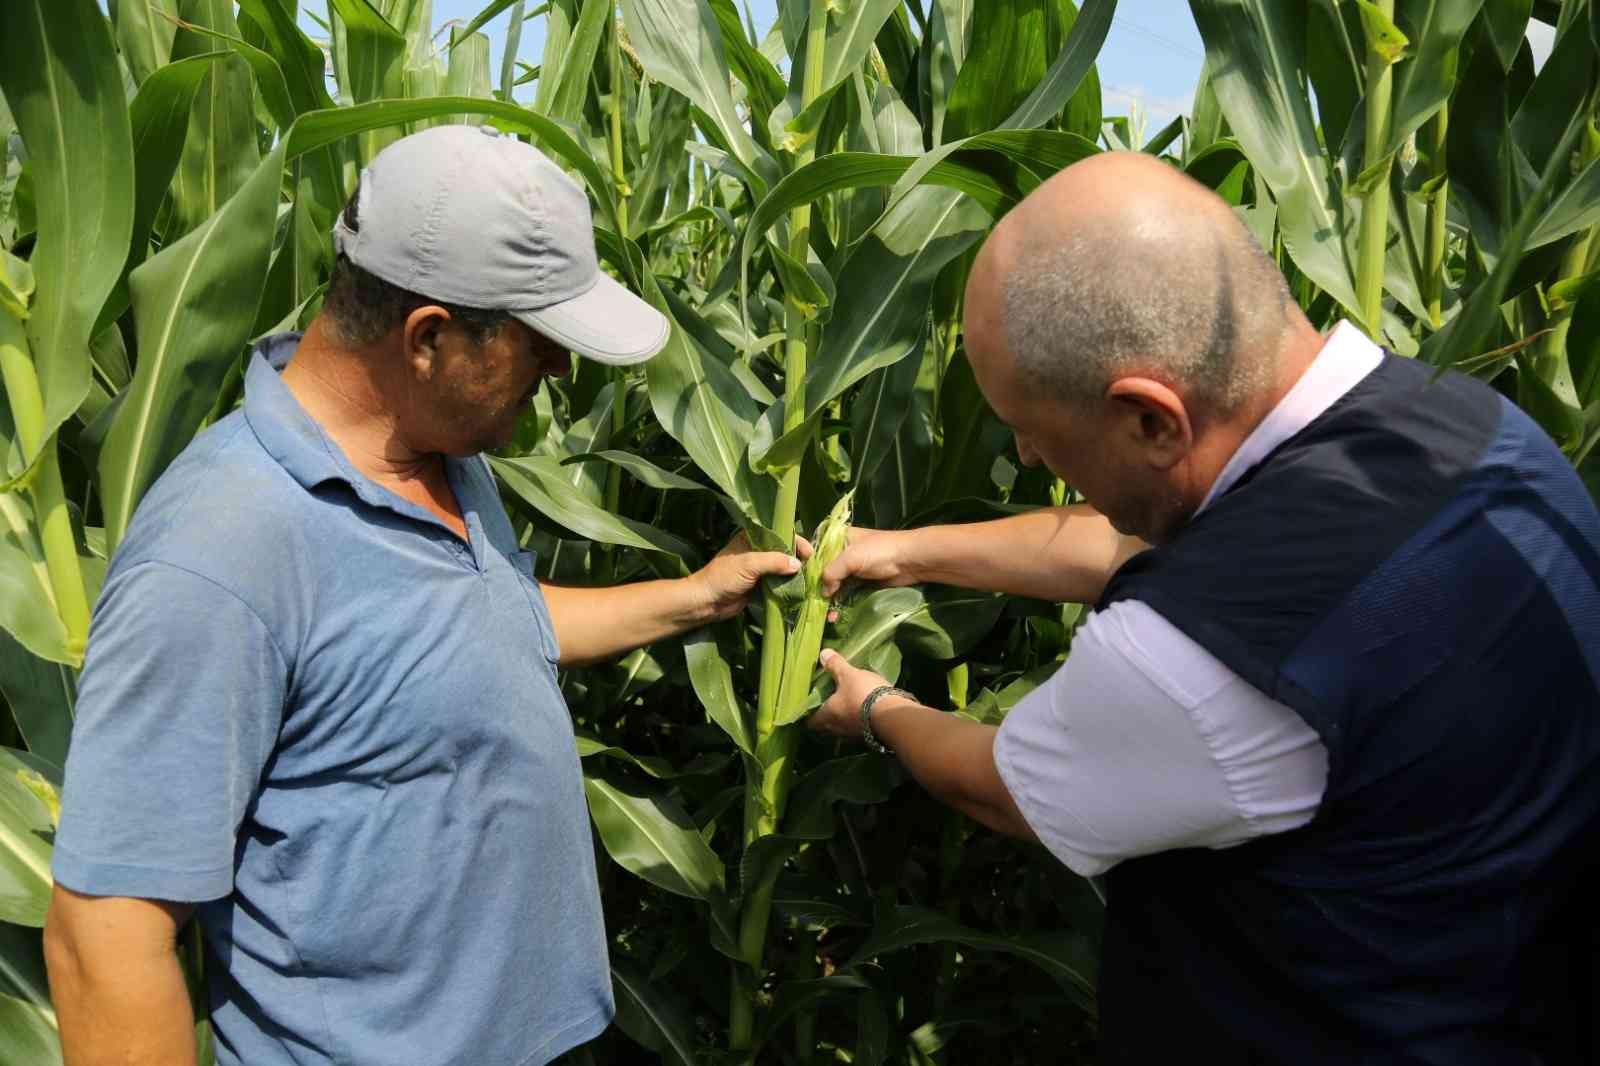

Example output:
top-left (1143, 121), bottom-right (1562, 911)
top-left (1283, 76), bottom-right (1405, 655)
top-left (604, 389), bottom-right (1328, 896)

top-left (332, 124), bottom-right (670, 365)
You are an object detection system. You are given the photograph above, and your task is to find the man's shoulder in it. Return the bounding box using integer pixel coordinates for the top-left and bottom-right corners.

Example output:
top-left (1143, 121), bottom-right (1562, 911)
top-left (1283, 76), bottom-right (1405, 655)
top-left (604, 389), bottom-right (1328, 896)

top-left (110, 410), bottom-right (310, 597)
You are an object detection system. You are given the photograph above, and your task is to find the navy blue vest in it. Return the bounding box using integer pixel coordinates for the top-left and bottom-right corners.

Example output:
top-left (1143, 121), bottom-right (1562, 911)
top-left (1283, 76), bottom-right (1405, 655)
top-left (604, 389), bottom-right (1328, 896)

top-left (1094, 355), bottom-right (1600, 1064)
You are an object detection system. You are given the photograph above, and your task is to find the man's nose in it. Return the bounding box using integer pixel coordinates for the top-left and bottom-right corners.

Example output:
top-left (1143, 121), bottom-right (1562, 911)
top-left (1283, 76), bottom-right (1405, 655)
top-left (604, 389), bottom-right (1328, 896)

top-left (1015, 433), bottom-right (1040, 467)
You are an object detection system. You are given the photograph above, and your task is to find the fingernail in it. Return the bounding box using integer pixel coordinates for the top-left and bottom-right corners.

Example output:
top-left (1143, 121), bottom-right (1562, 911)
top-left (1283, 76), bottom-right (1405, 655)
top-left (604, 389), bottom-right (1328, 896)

top-left (787, 557), bottom-right (802, 572)
top-left (819, 650), bottom-right (834, 665)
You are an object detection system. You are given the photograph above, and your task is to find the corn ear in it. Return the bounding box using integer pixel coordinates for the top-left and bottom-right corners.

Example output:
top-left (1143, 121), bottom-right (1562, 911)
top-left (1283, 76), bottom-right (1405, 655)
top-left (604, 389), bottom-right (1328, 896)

top-left (772, 493), bottom-right (852, 727)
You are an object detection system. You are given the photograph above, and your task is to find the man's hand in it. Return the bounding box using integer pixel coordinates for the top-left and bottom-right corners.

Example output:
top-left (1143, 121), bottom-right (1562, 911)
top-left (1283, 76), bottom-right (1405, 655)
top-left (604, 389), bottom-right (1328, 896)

top-left (688, 532), bottom-right (807, 623)
top-left (544, 532), bottom-right (809, 665)
top-left (819, 527), bottom-right (918, 598)
top-left (807, 650), bottom-right (1037, 842)
top-left (808, 648), bottom-right (901, 740)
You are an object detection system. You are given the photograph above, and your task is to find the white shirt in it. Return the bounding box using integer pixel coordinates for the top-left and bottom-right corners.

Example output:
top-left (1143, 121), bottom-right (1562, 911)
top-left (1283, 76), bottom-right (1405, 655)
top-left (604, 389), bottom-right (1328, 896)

top-left (992, 322), bottom-right (1384, 877)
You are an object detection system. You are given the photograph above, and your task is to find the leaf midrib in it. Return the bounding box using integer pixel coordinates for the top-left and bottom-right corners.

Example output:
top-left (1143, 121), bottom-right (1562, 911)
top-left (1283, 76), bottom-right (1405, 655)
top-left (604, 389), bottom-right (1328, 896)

top-left (588, 777), bottom-right (713, 895)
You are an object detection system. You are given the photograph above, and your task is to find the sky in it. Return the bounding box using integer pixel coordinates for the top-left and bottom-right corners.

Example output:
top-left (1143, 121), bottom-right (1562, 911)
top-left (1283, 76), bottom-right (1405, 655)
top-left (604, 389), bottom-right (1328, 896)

top-left (304, 2), bottom-right (1557, 138)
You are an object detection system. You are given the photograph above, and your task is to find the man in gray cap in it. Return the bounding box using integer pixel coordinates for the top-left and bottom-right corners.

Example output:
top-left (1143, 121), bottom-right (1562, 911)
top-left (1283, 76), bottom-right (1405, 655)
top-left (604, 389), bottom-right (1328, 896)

top-left (41, 125), bottom-right (800, 1066)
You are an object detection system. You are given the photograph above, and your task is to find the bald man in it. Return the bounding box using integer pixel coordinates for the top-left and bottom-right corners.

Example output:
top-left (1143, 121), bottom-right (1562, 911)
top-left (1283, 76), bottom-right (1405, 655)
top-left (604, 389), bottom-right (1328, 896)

top-left (808, 152), bottom-right (1600, 1063)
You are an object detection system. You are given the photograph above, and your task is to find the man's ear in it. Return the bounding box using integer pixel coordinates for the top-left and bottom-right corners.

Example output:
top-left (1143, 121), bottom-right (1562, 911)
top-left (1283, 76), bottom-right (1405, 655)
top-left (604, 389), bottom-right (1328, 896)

top-left (403, 305), bottom-right (451, 381)
top-left (1105, 376), bottom-right (1193, 469)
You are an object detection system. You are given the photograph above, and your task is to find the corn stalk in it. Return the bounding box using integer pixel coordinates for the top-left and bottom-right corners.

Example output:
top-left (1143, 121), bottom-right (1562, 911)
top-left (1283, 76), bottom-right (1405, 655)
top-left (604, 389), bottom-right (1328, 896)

top-left (1423, 105), bottom-right (1449, 329)
top-left (601, 7), bottom-right (631, 582)
top-left (1355, 0), bottom-right (1403, 341)
top-left (1535, 113), bottom-right (1600, 410)
top-left (732, 0), bottom-right (833, 1050)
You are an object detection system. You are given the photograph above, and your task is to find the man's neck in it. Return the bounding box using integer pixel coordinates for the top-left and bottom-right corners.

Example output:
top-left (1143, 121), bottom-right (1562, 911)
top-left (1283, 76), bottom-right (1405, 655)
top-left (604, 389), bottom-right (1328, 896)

top-left (1177, 318), bottom-right (1328, 520)
top-left (279, 322), bottom-right (443, 490)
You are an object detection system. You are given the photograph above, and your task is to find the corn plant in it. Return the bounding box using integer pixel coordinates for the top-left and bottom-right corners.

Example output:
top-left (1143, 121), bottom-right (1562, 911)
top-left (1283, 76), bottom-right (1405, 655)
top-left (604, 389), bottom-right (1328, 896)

top-left (1182, 0), bottom-right (1600, 477)
top-left (1, 1), bottom-right (1597, 1064)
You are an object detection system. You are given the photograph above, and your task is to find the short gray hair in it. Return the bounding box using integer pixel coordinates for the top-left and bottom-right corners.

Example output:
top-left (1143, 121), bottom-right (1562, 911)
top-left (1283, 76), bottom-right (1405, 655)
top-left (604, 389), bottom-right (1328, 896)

top-left (1001, 213), bottom-right (1292, 414)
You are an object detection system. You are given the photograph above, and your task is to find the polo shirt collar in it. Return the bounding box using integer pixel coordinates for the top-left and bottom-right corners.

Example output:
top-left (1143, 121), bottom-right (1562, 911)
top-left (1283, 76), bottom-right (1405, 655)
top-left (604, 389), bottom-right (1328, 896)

top-left (244, 332), bottom-right (352, 492)
top-left (242, 332), bottom-right (488, 547)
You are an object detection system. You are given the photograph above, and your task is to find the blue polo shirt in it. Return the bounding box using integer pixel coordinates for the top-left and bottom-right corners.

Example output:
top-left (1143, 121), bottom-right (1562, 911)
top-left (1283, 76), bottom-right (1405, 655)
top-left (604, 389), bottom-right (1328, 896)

top-left (53, 333), bottom-right (613, 1066)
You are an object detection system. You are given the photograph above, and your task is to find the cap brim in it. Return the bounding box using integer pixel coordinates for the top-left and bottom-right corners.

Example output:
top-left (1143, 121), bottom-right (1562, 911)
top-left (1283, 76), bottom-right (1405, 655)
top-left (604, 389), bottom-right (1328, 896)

top-left (514, 272), bottom-right (670, 366)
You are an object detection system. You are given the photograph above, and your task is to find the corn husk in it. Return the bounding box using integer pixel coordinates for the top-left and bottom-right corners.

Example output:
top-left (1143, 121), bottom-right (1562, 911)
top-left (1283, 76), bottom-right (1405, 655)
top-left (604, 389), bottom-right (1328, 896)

top-left (772, 492), bottom-right (851, 726)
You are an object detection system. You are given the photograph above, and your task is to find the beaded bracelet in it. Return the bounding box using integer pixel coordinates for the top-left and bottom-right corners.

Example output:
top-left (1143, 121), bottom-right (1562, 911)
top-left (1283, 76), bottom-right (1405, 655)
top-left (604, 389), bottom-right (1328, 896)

top-left (860, 685), bottom-right (915, 755)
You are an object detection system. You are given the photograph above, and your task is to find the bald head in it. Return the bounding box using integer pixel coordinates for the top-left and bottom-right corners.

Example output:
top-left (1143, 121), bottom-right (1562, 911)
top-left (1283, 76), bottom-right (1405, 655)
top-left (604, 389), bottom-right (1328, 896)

top-left (973, 151), bottom-right (1295, 418)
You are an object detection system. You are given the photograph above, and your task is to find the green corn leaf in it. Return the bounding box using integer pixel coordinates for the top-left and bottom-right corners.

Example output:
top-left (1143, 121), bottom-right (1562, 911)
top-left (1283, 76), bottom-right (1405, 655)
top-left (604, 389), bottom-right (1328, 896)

top-left (620, 0), bottom-right (771, 181)
top-left (611, 960), bottom-right (697, 1066)
top-left (751, 188), bottom-right (989, 475)
top-left (1547, 268), bottom-right (1600, 310)
top-left (232, 0), bottom-right (345, 209)
top-left (560, 450), bottom-right (712, 493)
top-left (1190, 0), bottom-right (1362, 321)
top-left (928, 0), bottom-right (973, 145)
top-left (708, 0), bottom-right (786, 126)
top-left (490, 454), bottom-right (700, 560)
top-left (739, 130), bottom-right (1098, 346)
top-left (0, 921), bottom-right (56, 1064)
top-left (999, 0), bottom-right (1114, 130)
top-left (328, 0), bottom-right (408, 159)
top-left (575, 735), bottom-right (677, 778)
top-left (1383, 0), bottom-right (1485, 156)
top-left (925, 349), bottom-right (1010, 506)
top-left (114, 0), bottom-right (180, 86)
top-left (641, 270), bottom-right (775, 523)
top-left (168, 3), bottom-right (261, 239)
top-left (783, 752), bottom-right (899, 838)
top-left (0, 632), bottom-right (73, 769)
top-left (455, 0), bottom-right (531, 41)
top-left (281, 96), bottom-right (622, 233)
top-left (685, 629), bottom-right (754, 755)
top-left (849, 326), bottom-right (925, 487)
top-left (582, 769), bottom-right (725, 899)
top-left (0, 254), bottom-right (32, 323)
top-left (538, 0), bottom-right (610, 123)
top-left (173, 25), bottom-right (299, 134)
top-left (1424, 103), bottom-right (1588, 370)
top-left (846, 905), bottom-right (1097, 1011)
top-left (943, 0), bottom-right (1052, 141)
top-left (759, 976), bottom-right (873, 1043)
top-left (0, 747), bottom-right (56, 927)
top-left (829, 586), bottom-right (928, 663)
top-left (1511, 10), bottom-right (1595, 175)
top-left (445, 28), bottom-right (494, 116)
top-left (765, 0), bottom-right (902, 142)
top-left (499, 1), bottom-right (527, 101)
top-left (0, 490), bottom-right (71, 666)
top-left (125, 54), bottom-right (232, 276)
top-left (0, 0), bottom-right (135, 477)
top-left (101, 144), bottom-right (287, 553)
top-left (1480, 0), bottom-right (1534, 71)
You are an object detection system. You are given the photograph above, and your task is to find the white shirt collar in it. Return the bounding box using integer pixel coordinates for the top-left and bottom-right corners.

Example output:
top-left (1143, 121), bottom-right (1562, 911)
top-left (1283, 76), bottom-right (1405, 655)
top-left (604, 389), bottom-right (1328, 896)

top-left (1196, 320), bottom-right (1384, 514)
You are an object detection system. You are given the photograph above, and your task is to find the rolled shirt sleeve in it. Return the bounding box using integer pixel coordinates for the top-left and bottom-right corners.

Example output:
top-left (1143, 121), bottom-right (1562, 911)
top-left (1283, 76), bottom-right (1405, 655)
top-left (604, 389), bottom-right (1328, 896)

top-left (52, 561), bottom-right (289, 902)
top-left (993, 600), bottom-right (1328, 878)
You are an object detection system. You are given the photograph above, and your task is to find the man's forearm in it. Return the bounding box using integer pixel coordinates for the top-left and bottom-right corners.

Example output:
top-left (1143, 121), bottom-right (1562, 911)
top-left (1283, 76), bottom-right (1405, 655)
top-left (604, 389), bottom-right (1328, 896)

top-left (542, 578), bottom-right (709, 666)
top-left (911, 504), bottom-right (1145, 603)
top-left (865, 697), bottom-right (1037, 842)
